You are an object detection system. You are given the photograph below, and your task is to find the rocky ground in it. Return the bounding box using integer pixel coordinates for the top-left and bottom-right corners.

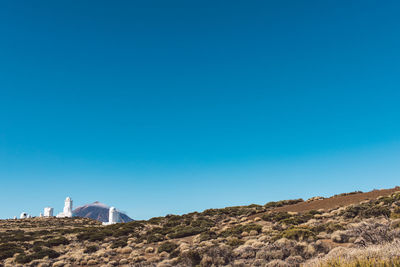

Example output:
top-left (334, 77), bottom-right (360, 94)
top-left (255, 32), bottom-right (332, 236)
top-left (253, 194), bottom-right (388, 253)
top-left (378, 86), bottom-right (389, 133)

top-left (1, 187), bottom-right (400, 267)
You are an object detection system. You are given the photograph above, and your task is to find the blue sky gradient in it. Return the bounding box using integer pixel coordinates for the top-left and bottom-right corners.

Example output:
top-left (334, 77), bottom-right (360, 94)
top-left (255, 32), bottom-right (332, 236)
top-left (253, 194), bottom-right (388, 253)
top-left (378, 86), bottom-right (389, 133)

top-left (1, 1), bottom-right (400, 219)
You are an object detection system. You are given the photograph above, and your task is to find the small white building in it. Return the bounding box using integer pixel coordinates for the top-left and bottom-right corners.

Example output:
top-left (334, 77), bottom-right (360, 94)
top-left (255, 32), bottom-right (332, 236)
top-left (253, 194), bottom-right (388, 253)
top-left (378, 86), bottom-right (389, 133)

top-left (44, 207), bottom-right (54, 217)
top-left (20, 212), bottom-right (27, 219)
top-left (57, 197), bottom-right (73, 218)
top-left (102, 207), bottom-right (119, 225)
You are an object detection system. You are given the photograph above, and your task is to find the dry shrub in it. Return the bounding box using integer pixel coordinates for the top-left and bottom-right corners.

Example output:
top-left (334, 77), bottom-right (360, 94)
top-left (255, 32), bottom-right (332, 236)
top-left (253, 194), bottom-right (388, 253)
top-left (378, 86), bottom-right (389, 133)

top-left (265, 259), bottom-right (289, 267)
top-left (233, 245), bottom-right (257, 259)
top-left (179, 249), bottom-right (201, 266)
top-left (281, 227), bottom-right (316, 241)
top-left (158, 241), bottom-right (178, 254)
top-left (286, 255), bottom-right (303, 266)
top-left (264, 199), bottom-right (304, 209)
top-left (305, 240), bottom-right (400, 266)
top-left (256, 239), bottom-right (293, 261)
top-left (340, 220), bottom-right (400, 246)
top-left (0, 243), bottom-right (24, 260)
top-left (331, 230), bottom-right (349, 243)
top-left (200, 245), bottom-right (233, 266)
top-left (83, 245), bottom-right (98, 253)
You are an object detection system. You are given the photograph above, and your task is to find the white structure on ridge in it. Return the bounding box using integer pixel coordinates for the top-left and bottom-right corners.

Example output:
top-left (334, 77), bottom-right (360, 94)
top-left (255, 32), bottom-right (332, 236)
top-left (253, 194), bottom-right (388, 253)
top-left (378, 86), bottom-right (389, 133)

top-left (39, 213), bottom-right (43, 217)
top-left (44, 207), bottom-right (54, 217)
top-left (20, 212), bottom-right (28, 219)
top-left (102, 207), bottom-right (119, 225)
top-left (56, 197), bottom-right (73, 218)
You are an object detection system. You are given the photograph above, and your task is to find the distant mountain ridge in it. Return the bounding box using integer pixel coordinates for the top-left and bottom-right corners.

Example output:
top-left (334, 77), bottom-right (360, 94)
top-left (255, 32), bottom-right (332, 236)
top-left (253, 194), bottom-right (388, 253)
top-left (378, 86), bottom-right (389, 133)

top-left (73, 201), bottom-right (133, 223)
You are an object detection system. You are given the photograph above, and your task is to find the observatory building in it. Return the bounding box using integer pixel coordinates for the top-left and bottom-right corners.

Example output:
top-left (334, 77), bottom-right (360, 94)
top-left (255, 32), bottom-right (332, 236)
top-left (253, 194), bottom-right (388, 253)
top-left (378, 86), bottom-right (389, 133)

top-left (56, 197), bottom-right (73, 218)
top-left (102, 207), bottom-right (119, 225)
top-left (44, 207), bottom-right (54, 217)
top-left (20, 212), bottom-right (28, 219)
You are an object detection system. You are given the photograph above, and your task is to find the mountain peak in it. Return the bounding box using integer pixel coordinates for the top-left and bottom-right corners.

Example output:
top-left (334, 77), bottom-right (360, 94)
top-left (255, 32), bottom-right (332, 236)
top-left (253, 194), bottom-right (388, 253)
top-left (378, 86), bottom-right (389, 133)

top-left (73, 202), bottom-right (133, 223)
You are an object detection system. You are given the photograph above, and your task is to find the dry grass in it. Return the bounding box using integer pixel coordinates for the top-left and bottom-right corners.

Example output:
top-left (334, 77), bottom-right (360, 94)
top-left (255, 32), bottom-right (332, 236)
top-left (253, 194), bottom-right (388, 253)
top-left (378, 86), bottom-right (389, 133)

top-left (2, 188), bottom-right (400, 266)
top-left (319, 258), bottom-right (400, 267)
top-left (305, 240), bottom-right (400, 267)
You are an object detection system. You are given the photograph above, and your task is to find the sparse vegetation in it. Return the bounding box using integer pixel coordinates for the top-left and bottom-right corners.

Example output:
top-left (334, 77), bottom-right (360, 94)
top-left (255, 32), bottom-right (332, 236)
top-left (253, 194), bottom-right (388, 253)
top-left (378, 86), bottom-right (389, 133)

top-left (343, 202), bottom-right (391, 219)
top-left (15, 248), bottom-right (60, 264)
top-left (0, 243), bottom-right (24, 260)
top-left (158, 241), bottom-right (178, 253)
top-left (84, 245), bottom-right (99, 253)
top-left (1, 188), bottom-right (400, 266)
top-left (264, 198), bottom-right (304, 209)
top-left (46, 236), bottom-right (69, 246)
top-left (281, 226), bottom-right (316, 241)
top-left (220, 223), bottom-right (262, 238)
top-left (111, 238), bottom-right (128, 248)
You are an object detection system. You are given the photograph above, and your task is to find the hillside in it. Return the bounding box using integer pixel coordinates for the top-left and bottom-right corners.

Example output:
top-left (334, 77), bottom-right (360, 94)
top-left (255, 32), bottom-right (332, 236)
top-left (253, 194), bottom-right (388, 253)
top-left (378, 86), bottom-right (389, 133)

top-left (73, 202), bottom-right (133, 223)
top-left (1, 187), bottom-right (400, 266)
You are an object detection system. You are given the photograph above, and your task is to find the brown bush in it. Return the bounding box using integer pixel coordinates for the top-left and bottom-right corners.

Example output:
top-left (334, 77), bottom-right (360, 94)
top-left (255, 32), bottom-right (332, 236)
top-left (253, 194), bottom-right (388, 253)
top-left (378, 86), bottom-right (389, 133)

top-left (158, 241), bottom-right (178, 253)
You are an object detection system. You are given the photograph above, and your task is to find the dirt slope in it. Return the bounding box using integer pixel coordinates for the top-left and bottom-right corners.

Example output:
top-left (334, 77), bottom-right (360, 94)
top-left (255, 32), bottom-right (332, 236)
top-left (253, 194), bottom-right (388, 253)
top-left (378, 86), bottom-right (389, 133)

top-left (273, 187), bottom-right (400, 213)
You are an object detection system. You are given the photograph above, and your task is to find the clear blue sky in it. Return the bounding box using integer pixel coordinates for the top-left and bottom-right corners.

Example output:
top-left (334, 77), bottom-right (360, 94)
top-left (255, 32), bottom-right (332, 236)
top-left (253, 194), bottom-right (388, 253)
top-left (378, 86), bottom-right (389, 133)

top-left (1, 1), bottom-right (400, 219)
